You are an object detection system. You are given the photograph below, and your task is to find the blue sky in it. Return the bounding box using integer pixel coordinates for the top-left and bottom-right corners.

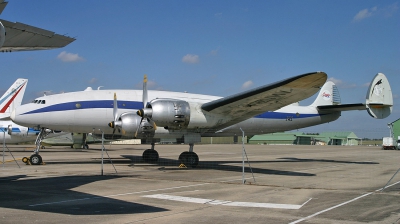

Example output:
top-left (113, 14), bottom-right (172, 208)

top-left (1, 0), bottom-right (399, 139)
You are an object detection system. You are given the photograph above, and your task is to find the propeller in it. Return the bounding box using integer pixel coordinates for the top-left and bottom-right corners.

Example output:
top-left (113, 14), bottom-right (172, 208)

top-left (135, 75), bottom-right (156, 137)
top-left (108, 92), bottom-right (121, 135)
top-left (107, 75), bottom-right (156, 139)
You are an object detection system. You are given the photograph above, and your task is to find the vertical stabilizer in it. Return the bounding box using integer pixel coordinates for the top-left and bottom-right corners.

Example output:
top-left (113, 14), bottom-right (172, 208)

top-left (0, 78), bottom-right (28, 118)
top-left (311, 81), bottom-right (341, 106)
top-left (366, 73), bottom-right (392, 119)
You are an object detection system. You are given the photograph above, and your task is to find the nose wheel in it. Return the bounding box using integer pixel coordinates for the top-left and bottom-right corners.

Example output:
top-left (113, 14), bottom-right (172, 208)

top-left (29, 154), bottom-right (43, 165)
top-left (22, 154), bottom-right (43, 165)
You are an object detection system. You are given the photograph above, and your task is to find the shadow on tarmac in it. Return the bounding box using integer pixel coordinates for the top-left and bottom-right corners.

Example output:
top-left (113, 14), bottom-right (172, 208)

top-left (121, 155), bottom-right (316, 176)
top-left (0, 175), bottom-right (167, 215)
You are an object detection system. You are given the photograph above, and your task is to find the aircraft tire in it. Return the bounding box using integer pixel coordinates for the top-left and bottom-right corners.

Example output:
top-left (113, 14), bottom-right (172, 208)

top-left (142, 149), bottom-right (159, 163)
top-left (179, 151), bottom-right (199, 168)
top-left (30, 154), bottom-right (42, 165)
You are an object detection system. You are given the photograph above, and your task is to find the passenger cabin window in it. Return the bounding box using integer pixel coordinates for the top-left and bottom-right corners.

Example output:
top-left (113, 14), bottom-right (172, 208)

top-left (41, 100), bottom-right (45, 104)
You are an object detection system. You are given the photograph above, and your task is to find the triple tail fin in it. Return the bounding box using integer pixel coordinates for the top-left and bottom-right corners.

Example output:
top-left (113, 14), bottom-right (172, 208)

top-left (313, 73), bottom-right (392, 119)
top-left (366, 73), bottom-right (393, 119)
top-left (0, 78), bottom-right (28, 120)
top-left (310, 81), bottom-right (341, 107)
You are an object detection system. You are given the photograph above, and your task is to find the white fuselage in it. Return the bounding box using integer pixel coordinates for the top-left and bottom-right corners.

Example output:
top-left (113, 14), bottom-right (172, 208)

top-left (0, 121), bottom-right (40, 144)
top-left (12, 89), bottom-right (341, 138)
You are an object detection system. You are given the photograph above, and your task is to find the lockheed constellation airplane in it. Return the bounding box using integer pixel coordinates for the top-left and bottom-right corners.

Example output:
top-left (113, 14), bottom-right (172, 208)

top-left (11, 72), bottom-right (393, 166)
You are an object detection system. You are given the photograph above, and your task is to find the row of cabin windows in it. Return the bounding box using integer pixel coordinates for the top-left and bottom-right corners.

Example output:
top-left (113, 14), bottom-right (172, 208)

top-left (32, 100), bottom-right (46, 104)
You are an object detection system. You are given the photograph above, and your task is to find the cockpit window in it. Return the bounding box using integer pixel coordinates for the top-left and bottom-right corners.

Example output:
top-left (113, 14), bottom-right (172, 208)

top-left (32, 99), bottom-right (45, 104)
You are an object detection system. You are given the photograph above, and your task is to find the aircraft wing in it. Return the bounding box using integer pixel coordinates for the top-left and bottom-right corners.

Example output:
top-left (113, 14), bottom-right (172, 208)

top-left (317, 103), bottom-right (366, 112)
top-left (0, 19), bottom-right (75, 52)
top-left (0, 0), bottom-right (6, 15)
top-left (201, 72), bottom-right (327, 131)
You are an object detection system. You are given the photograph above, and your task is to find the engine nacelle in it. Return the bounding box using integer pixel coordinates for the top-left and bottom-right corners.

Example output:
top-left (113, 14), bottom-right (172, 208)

top-left (149, 99), bottom-right (190, 129)
top-left (119, 112), bottom-right (155, 139)
top-left (0, 21), bottom-right (5, 49)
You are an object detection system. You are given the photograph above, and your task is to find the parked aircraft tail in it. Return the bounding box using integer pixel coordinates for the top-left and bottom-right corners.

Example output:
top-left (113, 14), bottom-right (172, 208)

top-left (314, 73), bottom-right (392, 119)
top-left (0, 78), bottom-right (28, 119)
top-left (310, 81), bottom-right (341, 107)
top-left (366, 73), bottom-right (392, 119)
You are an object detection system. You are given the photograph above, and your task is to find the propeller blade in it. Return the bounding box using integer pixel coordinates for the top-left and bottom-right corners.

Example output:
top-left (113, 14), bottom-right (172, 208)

top-left (143, 74), bottom-right (148, 108)
top-left (113, 92), bottom-right (118, 122)
top-left (134, 118), bottom-right (144, 138)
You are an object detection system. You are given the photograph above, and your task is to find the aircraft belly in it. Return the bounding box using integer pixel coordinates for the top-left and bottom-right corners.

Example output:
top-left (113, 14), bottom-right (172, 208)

top-left (203, 112), bottom-right (340, 136)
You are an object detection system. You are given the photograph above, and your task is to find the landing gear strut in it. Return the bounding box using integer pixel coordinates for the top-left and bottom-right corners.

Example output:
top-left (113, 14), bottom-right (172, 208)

top-left (24, 128), bottom-right (47, 165)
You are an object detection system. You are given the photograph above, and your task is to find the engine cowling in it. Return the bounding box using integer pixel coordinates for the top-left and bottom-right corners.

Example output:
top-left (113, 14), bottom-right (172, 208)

top-left (0, 21), bottom-right (5, 49)
top-left (118, 112), bottom-right (155, 138)
top-left (146, 99), bottom-right (190, 129)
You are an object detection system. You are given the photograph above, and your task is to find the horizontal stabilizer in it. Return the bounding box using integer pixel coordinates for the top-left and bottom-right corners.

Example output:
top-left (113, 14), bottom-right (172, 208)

top-left (318, 103), bottom-right (366, 112)
top-left (366, 73), bottom-right (392, 119)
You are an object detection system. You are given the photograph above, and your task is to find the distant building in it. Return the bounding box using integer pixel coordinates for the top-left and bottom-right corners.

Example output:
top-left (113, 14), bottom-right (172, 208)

top-left (249, 131), bottom-right (359, 145)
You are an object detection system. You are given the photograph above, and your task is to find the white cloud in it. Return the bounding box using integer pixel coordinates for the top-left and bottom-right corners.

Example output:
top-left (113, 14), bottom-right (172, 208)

top-left (89, 78), bottom-right (98, 84)
top-left (353, 4), bottom-right (398, 22)
top-left (57, 51), bottom-right (84, 62)
top-left (382, 2), bottom-right (399, 17)
top-left (328, 77), bottom-right (357, 89)
top-left (353, 8), bottom-right (375, 22)
top-left (182, 54), bottom-right (200, 64)
top-left (327, 77), bottom-right (343, 86)
top-left (210, 47), bottom-right (220, 56)
top-left (35, 90), bottom-right (53, 97)
top-left (134, 79), bottom-right (163, 90)
top-left (241, 80), bottom-right (253, 89)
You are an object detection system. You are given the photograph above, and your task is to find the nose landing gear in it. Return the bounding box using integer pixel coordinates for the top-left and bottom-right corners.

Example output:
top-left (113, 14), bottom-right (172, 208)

top-left (23, 128), bottom-right (48, 165)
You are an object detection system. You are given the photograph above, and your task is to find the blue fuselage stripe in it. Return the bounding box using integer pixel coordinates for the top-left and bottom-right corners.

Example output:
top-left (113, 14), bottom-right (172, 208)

top-left (22, 100), bottom-right (321, 119)
top-left (23, 100), bottom-right (143, 115)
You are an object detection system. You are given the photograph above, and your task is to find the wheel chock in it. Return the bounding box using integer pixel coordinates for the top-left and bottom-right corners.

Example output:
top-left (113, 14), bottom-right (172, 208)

top-left (22, 157), bottom-right (30, 165)
top-left (179, 163), bottom-right (187, 168)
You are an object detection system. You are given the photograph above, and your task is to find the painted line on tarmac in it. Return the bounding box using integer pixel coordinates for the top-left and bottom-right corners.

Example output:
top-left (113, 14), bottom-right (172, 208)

top-left (143, 194), bottom-right (312, 209)
top-left (289, 180), bottom-right (400, 224)
top-left (29, 183), bottom-right (210, 207)
top-left (0, 158), bottom-right (21, 164)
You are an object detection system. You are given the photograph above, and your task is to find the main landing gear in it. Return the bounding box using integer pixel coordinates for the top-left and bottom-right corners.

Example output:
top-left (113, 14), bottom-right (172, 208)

top-left (23, 128), bottom-right (47, 165)
top-left (141, 143), bottom-right (199, 168)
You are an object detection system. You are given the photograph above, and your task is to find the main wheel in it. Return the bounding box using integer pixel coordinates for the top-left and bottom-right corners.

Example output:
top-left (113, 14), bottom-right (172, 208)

top-left (142, 149), bottom-right (159, 163)
top-left (30, 154), bottom-right (42, 165)
top-left (179, 151), bottom-right (199, 168)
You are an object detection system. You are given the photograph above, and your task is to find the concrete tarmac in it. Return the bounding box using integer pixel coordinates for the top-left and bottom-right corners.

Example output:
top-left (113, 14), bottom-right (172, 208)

top-left (0, 144), bottom-right (399, 224)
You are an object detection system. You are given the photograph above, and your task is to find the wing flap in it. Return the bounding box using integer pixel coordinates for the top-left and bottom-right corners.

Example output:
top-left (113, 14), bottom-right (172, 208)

top-left (201, 72), bottom-right (327, 130)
